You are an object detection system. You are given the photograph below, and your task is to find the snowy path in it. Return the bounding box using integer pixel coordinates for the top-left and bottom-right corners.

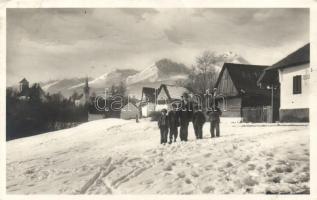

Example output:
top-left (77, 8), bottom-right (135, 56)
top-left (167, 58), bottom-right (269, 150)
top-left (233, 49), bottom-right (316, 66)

top-left (6, 119), bottom-right (309, 194)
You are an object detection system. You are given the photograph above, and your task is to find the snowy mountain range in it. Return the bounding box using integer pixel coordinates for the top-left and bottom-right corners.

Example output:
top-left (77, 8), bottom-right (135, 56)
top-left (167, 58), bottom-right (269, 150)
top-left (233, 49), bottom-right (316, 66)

top-left (69, 69), bottom-right (139, 90)
top-left (40, 53), bottom-right (248, 98)
top-left (126, 59), bottom-right (190, 85)
top-left (40, 78), bottom-right (91, 97)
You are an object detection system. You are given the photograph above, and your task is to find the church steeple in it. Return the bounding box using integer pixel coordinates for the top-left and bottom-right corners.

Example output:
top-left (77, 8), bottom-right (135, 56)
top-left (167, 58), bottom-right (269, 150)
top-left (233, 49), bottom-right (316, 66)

top-left (83, 77), bottom-right (90, 104)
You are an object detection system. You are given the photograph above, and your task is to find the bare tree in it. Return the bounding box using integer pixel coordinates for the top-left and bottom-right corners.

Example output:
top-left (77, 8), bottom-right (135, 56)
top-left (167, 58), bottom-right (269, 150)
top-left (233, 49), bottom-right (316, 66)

top-left (185, 51), bottom-right (220, 108)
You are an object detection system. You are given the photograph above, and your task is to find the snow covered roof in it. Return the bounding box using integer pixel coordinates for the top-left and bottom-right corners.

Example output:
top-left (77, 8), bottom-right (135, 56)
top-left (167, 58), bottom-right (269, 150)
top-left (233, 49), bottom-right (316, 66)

top-left (122, 102), bottom-right (139, 110)
top-left (157, 84), bottom-right (189, 100)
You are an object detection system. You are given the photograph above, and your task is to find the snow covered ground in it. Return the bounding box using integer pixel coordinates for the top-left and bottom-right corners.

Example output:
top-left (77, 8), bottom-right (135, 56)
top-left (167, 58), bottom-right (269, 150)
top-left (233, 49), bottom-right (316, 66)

top-left (6, 119), bottom-right (309, 194)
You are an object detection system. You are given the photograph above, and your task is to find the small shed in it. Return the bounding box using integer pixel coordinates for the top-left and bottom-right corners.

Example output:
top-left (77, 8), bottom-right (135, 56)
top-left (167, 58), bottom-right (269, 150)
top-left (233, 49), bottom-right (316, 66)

top-left (120, 102), bottom-right (140, 120)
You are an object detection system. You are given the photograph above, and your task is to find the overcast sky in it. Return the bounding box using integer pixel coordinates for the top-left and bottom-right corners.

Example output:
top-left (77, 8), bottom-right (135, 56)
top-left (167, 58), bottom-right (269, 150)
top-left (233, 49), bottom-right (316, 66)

top-left (7, 8), bottom-right (309, 86)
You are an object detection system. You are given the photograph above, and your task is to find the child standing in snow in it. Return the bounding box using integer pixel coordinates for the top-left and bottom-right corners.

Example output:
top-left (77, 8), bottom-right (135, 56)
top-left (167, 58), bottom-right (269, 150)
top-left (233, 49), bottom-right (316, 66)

top-left (158, 109), bottom-right (169, 144)
top-left (168, 104), bottom-right (180, 143)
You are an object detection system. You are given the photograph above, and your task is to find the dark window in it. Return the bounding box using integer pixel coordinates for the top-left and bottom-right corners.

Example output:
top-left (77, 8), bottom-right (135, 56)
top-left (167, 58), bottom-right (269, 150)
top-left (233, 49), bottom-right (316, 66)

top-left (293, 75), bottom-right (302, 94)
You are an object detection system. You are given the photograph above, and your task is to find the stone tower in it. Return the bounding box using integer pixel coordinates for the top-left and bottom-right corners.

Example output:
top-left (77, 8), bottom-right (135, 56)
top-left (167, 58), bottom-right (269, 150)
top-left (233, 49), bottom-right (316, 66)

top-left (19, 78), bottom-right (29, 93)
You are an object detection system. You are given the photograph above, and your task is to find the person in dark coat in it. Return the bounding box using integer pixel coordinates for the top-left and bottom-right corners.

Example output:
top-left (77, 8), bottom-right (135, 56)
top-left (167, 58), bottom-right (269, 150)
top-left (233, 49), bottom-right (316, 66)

top-left (168, 104), bottom-right (180, 143)
top-left (158, 108), bottom-right (169, 144)
top-left (192, 105), bottom-right (206, 139)
top-left (179, 93), bottom-right (193, 142)
top-left (207, 106), bottom-right (222, 138)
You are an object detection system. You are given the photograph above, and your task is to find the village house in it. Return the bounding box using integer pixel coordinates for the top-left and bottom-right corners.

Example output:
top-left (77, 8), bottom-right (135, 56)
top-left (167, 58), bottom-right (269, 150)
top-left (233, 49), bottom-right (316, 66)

top-left (120, 102), bottom-right (140, 120)
top-left (214, 63), bottom-right (273, 123)
top-left (140, 84), bottom-right (189, 117)
top-left (258, 43), bottom-right (310, 122)
top-left (140, 87), bottom-right (157, 117)
top-left (156, 84), bottom-right (189, 110)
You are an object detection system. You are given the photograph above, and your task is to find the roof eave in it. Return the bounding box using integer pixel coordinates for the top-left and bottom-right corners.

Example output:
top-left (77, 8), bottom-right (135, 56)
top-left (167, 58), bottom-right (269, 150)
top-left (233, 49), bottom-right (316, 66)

top-left (269, 61), bottom-right (309, 71)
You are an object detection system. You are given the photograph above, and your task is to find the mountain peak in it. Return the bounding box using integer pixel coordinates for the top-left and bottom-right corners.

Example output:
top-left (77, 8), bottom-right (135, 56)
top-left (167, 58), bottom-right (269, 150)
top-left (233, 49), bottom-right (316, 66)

top-left (126, 59), bottom-right (190, 85)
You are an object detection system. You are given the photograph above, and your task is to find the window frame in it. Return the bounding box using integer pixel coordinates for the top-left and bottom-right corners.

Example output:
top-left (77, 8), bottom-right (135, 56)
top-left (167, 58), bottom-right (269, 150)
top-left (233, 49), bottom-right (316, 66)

top-left (293, 75), bottom-right (302, 94)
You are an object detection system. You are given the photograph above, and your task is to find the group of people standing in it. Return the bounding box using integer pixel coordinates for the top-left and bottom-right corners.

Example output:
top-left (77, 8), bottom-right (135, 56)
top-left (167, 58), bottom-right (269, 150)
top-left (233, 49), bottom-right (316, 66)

top-left (158, 93), bottom-right (222, 144)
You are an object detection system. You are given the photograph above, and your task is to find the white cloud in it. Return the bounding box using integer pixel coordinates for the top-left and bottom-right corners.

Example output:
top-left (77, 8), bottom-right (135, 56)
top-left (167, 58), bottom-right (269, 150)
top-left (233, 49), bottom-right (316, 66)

top-left (7, 8), bottom-right (309, 85)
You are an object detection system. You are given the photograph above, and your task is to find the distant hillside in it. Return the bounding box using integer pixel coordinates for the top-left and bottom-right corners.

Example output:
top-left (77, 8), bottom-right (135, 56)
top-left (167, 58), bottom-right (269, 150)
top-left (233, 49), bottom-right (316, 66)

top-left (40, 77), bottom-right (91, 97)
top-left (40, 69), bottom-right (138, 98)
top-left (70, 69), bottom-right (139, 89)
top-left (35, 54), bottom-right (249, 99)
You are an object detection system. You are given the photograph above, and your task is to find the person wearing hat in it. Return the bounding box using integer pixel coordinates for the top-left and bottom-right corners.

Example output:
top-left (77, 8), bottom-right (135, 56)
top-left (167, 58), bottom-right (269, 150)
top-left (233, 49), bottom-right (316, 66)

top-left (192, 105), bottom-right (206, 139)
top-left (158, 108), bottom-right (169, 144)
top-left (179, 92), bottom-right (193, 142)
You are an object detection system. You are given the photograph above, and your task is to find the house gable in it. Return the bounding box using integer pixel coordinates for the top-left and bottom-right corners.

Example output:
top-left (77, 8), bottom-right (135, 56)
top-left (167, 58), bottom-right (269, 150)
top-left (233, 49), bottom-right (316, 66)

top-left (216, 68), bottom-right (239, 97)
top-left (157, 85), bottom-right (170, 101)
top-left (157, 84), bottom-right (188, 102)
top-left (157, 85), bottom-right (170, 103)
top-left (122, 103), bottom-right (139, 112)
top-left (121, 102), bottom-right (140, 119)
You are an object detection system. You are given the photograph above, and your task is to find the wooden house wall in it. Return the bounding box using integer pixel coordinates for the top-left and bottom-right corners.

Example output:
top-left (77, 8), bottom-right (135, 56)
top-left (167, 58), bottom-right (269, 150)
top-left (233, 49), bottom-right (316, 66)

top-left (241, 95), bottom-right (271, 107)
top-left (216, 68), bottom-right (239, 97)
top-left (218, 97), bottom-right (241, 117)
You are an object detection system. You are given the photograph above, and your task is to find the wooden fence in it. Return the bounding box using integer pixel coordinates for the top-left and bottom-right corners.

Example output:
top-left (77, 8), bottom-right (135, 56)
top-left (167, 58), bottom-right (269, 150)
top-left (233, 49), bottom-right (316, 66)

top-left (241, 106), bottom-right (273, 123)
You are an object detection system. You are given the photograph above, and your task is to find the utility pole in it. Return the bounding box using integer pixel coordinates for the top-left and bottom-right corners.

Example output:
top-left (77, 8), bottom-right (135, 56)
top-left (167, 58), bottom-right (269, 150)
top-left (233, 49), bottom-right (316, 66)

top-left (213, 88), bottom-right (217, 109)
top-left (205, 89), bottom-right (210, 110)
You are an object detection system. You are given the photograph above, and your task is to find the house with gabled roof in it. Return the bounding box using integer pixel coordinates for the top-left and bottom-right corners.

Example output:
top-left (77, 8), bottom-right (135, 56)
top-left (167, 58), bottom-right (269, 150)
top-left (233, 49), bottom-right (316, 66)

top-left (140, 84), bottom-right (189, 117)
top-left (258, 43), bottom-right (310, 122)
top-left (155, 84), bottom-right (189, 111)
top-left (214, 63), bottom-right (273, 122)
top-left (140, 87), bottom-right (157, 117)
top-left (157, 84), bottom-right (188, 103)
top-left (120, 102), bottom-right (140, 120)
